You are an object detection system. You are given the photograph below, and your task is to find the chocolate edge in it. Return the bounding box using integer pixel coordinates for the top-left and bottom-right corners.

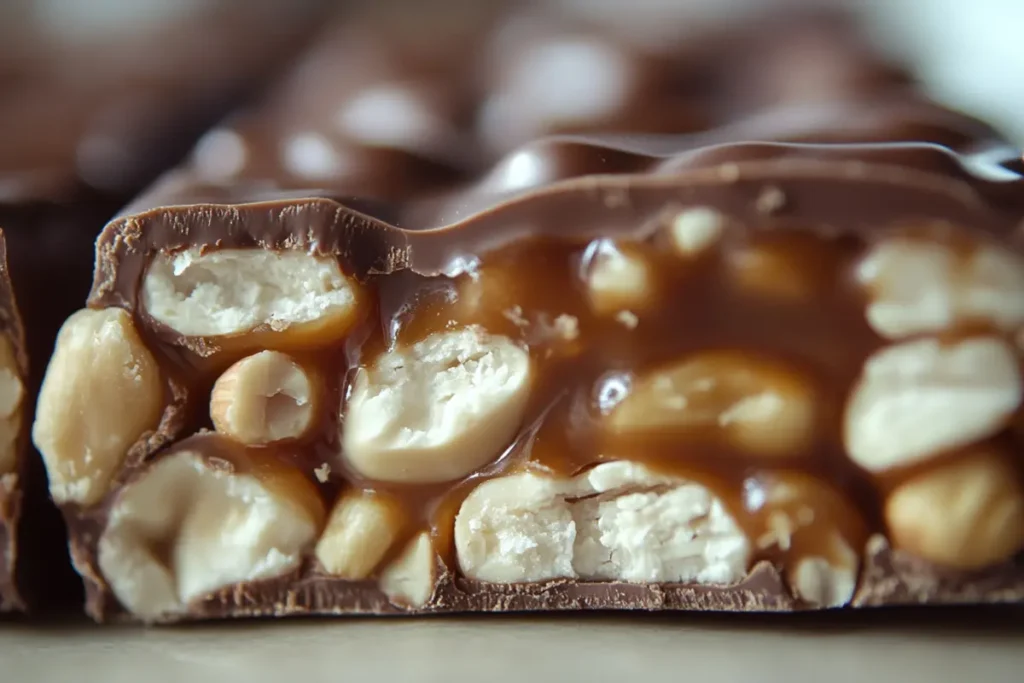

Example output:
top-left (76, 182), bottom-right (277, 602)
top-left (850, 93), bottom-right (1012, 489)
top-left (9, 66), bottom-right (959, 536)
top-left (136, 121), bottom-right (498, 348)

top-left (0, 230), bottom-right (28, 612)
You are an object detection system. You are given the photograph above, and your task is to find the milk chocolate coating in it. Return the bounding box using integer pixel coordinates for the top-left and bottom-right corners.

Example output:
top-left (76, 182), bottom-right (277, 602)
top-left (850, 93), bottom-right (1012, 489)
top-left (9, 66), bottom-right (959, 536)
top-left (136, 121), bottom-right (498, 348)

top-left (65, 137), bottom-right (1024, 622)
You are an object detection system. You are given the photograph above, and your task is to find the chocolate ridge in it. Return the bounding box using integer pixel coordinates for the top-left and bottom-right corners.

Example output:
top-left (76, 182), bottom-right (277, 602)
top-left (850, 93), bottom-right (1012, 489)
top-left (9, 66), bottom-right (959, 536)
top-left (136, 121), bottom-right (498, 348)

top-left (91, 141), bottom-right (1024, 315)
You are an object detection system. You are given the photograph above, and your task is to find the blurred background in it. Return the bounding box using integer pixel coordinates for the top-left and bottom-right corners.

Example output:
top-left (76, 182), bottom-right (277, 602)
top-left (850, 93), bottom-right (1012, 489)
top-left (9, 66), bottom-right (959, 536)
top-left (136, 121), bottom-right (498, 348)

top-left (0, 0), bottom-right (1021, 144)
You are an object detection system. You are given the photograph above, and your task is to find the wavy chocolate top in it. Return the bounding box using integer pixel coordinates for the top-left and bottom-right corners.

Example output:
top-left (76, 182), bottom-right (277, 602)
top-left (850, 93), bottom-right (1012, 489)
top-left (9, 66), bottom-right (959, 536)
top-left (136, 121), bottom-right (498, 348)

top-left (91, 138), bottom-right (1024, 317)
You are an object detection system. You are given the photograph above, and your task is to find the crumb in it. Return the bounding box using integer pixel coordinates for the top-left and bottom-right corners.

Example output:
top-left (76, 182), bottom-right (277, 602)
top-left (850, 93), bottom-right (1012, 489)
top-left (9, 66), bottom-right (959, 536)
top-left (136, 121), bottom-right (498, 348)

top-left (552, 314), bottom-right (580, 341)
top-left (718, 163), bottom-right (740, 182)
top-left (602, 188), bottom-right (629, 208)
top-left (502, 305), bottom-right (529, 327)
top-left (795, 505), bottom-right (816, 526)
top-left (756, 185), bottom-right (786, 214)
top-left (615, 310), bottom-right (639, 329)
top-left (314, 463), bottom-right (331, 483)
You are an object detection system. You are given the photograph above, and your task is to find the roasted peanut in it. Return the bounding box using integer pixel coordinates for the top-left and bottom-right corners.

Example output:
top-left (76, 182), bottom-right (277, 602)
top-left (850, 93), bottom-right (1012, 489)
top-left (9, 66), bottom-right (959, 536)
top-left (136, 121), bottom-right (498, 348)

top-left (582, 240), bottom-right (655, 315)
top-left (315, 490), bottom-right (403, 579)
top-left (668, 207), bottom-right (725, 257)
top-left (143, 248), bottom-right (360, 351)
top-left (211, 351), bottom-right (317, 445)
top-left (743, 472), bottom-right (866, 607)
top-left (97, 439), bottom-right (324, 621)
top-left (32, 308), bottom-right (164, 506)
top-left (884, 447), bottom-right (1024, 570)
top-left (342, 326), bottom-right (531, 483)
top-left (857, 237), bottom-right (1024, 339)
top-left (456, 264), bottom-right (524, 326)
top-left (379, 532), bottom-right (436, 608)
top-left (788, 534), bottom-right (859, 609)
top-left (844, 336), bottom-right (1021, 472)
top-left (455, 462), bottom-right (751, 586)
top-left (608, 352), bottom-right (817, 457)
top-left (455, 472), bottom-right (576, 583)
top-left (726, 243), bottom-right (816, 301)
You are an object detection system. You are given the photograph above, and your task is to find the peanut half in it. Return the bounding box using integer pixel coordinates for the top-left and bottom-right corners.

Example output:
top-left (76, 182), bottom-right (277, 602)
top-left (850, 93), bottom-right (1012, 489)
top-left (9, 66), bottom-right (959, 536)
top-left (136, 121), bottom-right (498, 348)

top-left (844, 336), bottom-right (1021, 472)
top-left (608, 352), bottom-right (817, 458)
top-left (455, 462), bottom-right (751, 586)
top-left (32, 308), bottom-right (163, 506)
top-left (342, 326), bottom-right (531, 484)
top-left (211, 350), bottom-right (318, 445)
top-left (97, 439), bottom-right (324, 621)
top-left (143, 247), bottom-right (361, 352)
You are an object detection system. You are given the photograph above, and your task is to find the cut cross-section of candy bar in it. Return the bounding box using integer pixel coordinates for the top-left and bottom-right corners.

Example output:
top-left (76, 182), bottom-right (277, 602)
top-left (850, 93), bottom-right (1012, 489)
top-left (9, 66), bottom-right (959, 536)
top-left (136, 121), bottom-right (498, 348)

top-left (29, 2), bottom-right (1024, 623)
top-left (32, 135), bottom-right (1024, 623)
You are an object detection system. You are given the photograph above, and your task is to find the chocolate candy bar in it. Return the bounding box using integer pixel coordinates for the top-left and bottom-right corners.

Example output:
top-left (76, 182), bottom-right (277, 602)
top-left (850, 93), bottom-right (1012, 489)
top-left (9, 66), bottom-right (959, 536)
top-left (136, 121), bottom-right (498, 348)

top-left (36, 137), bottom-right (1024, 623)
top-left (0, 231), bottom-right (27, 611)
top-left (33, 6), bottom-right (1024, 623)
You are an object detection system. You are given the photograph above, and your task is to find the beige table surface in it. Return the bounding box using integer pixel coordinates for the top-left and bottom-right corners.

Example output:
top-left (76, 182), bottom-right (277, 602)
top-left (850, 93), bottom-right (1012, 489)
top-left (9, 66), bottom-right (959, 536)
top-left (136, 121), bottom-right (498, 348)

top-left (2, 609), bottom-right (1022, 682)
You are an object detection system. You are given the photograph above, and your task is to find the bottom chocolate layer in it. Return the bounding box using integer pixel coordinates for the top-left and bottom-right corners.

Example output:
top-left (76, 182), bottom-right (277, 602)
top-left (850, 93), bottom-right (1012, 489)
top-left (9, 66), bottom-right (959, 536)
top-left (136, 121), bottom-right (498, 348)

top-left (74, 535), bottom-right (1023, 623)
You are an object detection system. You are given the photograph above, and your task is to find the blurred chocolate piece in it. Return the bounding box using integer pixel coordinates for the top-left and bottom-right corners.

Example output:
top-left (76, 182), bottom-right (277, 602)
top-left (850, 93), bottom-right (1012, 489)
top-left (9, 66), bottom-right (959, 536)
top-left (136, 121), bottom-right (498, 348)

top-left (0, 0), bottom-right (329, 199)
top-left (184, 1), bottom-right (999, 209)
